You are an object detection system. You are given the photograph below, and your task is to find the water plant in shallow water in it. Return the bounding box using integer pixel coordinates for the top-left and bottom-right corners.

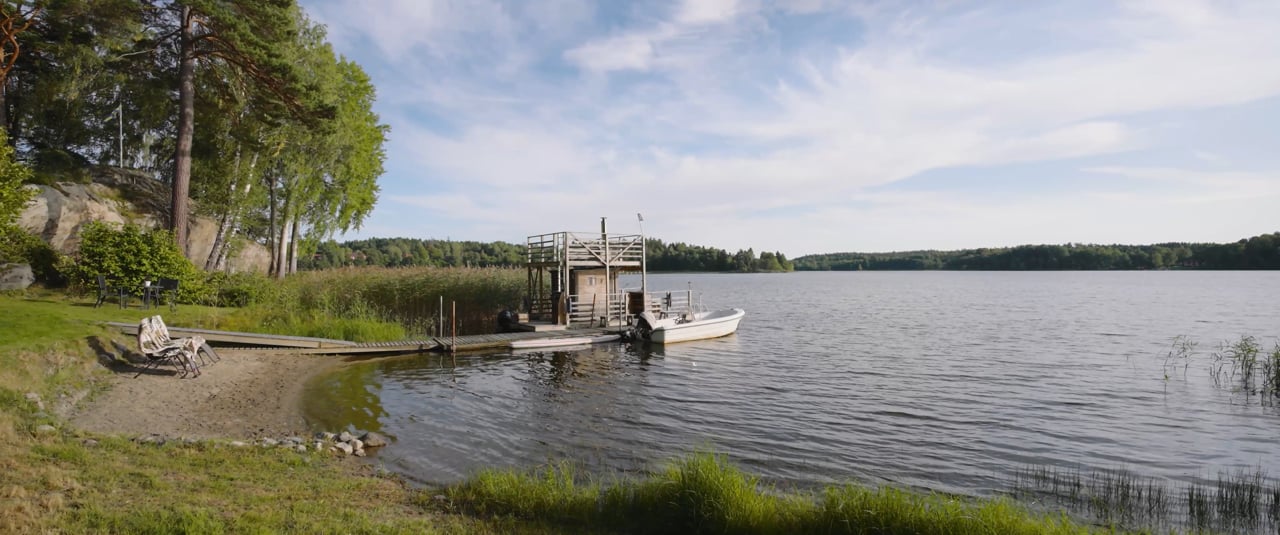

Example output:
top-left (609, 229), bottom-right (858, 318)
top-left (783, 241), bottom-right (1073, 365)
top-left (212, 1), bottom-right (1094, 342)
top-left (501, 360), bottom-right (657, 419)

top-left (1012, 464), bottom-right (1280, 533)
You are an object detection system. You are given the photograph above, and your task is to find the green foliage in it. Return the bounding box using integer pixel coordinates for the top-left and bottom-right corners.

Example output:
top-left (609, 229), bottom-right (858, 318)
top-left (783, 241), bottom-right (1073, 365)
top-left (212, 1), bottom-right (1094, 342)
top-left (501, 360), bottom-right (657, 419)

top-left (64, 221), bottom-right (210, 302)
top-left (0, 131), bottom-right (35, 225)
top-left (300, 237), bottom-right (794, 273)
top-left (446, 452), bottom-right (1102, 535)
top-left (793, 232), bottom-right (1280, 271)
top-left (0, 225), bottom-right (63, 284)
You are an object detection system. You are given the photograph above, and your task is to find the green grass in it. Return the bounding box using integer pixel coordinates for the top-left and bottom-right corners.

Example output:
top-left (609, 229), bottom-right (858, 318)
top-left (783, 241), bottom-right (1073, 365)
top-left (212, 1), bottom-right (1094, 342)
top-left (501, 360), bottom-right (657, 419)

top-left (444, 453), bottom-right (1111, 535)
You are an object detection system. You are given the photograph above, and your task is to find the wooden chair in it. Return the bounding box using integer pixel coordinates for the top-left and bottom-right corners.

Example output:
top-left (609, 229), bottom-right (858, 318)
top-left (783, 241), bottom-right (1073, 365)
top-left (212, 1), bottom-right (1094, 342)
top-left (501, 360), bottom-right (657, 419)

top-left (94, 274), bottom-right (130, 309)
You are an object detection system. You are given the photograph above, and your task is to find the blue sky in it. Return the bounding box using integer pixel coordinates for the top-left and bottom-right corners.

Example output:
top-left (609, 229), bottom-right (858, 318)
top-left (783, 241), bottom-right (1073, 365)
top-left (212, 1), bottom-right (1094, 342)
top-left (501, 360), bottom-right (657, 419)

top-left (300, 0), bottom-right (1279, 256)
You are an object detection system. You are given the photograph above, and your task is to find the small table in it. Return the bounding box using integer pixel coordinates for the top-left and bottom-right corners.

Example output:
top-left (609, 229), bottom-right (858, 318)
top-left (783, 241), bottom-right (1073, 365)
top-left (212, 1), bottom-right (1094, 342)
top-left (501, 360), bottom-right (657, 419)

top-left (141, 284), bottom-right (162, 310)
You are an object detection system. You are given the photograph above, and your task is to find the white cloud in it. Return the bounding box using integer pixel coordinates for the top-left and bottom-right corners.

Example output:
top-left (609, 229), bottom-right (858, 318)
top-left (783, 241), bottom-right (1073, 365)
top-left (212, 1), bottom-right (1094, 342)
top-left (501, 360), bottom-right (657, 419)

top-left (305, 0), bottom-right (1280, 254)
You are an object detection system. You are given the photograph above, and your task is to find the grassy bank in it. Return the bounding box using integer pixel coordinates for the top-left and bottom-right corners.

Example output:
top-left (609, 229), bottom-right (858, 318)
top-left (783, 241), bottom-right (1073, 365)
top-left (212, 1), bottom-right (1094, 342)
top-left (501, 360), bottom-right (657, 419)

top-left (2, 293), bottom-right (1133, 534)
top-left (443, 454), bottom-right (1110, 535)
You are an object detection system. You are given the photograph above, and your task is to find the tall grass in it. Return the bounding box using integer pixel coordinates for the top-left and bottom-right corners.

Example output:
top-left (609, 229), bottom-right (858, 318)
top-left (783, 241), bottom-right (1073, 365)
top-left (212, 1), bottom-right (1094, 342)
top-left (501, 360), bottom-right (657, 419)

top-left (444, 453), bottom-right (1098, 535)
top-left (212, 266), bottom-right (526, 341)
top-left (1012, 464), bottom-right (1280, 533)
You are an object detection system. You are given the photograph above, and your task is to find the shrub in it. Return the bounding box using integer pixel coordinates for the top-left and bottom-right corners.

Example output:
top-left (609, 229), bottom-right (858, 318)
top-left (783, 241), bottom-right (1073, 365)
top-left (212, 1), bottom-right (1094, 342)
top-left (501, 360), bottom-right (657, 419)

top-left (0, 225), bottom-right (63, 285)
top-left (65, 221), bottom-right (211, 303)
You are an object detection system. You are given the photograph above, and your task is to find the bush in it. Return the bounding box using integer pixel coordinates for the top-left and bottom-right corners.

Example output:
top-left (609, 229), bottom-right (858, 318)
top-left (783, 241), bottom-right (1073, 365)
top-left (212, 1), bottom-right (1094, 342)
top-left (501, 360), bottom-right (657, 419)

top-left (0, 225), bottom-right (63, 285)
top-left (65, 221), bottom-right (211, 303)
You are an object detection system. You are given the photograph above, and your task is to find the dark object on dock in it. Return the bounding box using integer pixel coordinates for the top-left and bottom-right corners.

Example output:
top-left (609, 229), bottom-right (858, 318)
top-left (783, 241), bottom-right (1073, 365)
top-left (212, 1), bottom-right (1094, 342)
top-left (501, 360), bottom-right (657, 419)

top-left (497, 309), bottom-right (518, 332)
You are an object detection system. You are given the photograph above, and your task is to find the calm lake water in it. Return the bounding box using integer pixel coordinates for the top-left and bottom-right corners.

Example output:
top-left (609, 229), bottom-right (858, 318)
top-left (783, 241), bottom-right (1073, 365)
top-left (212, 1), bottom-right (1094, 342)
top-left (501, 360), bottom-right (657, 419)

top-left (303, 271), bottom-right (1280, 497)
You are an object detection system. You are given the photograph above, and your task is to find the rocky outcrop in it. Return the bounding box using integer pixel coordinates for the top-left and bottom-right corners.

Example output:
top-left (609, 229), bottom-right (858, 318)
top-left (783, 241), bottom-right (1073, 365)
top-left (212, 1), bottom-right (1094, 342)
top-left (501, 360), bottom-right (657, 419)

top-left (0, 263), bottom-right (34, 290)
top-left (17, 167), bottom-right (269, 274)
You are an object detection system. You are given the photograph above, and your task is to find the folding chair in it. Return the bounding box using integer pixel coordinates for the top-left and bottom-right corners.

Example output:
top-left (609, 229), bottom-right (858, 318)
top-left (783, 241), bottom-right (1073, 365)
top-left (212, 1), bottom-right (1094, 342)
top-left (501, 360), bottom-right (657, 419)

top-left (135, 316), bottom-right (200, 378)
top-left (152, 315), bottom-right (219, 367)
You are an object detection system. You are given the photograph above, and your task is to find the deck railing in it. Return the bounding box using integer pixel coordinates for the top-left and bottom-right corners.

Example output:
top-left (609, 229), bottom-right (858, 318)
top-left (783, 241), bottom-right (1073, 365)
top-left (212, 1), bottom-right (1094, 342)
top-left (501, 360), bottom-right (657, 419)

top-left (526, 232), bottom-right (644, 268)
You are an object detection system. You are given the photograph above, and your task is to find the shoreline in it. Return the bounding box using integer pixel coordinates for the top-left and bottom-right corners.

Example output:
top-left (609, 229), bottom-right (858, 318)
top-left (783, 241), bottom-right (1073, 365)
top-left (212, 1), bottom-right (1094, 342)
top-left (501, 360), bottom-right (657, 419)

top-left (69, 349), bottom-right (342, 440)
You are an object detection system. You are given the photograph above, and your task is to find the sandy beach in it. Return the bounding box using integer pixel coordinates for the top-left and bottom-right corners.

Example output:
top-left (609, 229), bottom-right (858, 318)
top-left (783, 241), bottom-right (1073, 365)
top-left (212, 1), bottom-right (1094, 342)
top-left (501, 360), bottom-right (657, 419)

top-left (70, 348), bottom-right (341, 440)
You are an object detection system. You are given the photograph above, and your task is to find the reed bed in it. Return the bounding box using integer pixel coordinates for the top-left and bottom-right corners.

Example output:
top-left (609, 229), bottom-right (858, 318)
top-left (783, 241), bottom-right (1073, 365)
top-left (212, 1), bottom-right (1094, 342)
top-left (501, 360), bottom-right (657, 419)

top-left (1011, 464), bottom-right (1280, 533)
top-left (444, 453), bottom-right (1097, 535)
top-left (213, 266), bottom-right (526, 341)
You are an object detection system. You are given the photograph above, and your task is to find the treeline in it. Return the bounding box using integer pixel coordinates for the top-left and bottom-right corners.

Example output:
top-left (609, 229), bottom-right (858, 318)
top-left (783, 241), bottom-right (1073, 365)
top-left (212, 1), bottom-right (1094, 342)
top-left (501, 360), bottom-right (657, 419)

top-left (792, 233), bottom-right (1280, 271)
top-left (299, 237), bottom-right (795, 272)
top-left (2, 1), bottom-right (387, 278)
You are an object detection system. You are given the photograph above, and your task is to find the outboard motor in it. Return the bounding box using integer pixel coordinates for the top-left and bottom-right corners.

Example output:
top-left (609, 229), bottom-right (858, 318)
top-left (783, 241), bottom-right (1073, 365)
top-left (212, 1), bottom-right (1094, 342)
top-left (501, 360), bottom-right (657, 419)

top-left (497, 309), bottom-right (518, 332)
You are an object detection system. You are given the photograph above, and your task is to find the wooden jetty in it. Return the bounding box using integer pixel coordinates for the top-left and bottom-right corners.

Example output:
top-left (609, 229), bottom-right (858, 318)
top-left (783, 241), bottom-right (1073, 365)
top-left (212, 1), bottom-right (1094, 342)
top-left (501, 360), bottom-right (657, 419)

top-left (106, 322), bottom-right (617, 356)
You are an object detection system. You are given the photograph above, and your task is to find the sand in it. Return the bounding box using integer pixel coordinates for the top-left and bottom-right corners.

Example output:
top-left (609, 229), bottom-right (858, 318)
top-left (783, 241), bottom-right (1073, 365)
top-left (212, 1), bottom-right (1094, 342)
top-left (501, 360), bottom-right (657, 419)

top-left (69, 348), bottom-right (341, 440)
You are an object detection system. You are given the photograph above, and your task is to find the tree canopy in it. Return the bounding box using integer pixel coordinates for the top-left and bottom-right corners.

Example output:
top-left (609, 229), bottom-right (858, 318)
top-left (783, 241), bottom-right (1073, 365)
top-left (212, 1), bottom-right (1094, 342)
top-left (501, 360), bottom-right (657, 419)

top-left (3, 0), bottom-right (386, 275)
top-left (791, 234), bottom-right (1280, 271)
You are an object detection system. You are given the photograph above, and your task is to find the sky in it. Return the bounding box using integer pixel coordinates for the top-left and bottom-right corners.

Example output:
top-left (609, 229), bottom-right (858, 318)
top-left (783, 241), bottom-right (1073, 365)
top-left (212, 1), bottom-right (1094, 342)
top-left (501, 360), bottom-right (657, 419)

top-left (299, 0), bottom-right (1280, 256)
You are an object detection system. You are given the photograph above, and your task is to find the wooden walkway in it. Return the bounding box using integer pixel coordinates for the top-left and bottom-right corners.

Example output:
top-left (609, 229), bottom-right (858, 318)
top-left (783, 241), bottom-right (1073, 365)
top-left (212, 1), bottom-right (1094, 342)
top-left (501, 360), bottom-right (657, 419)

top-left (106, 322), bottom-right (617, 356)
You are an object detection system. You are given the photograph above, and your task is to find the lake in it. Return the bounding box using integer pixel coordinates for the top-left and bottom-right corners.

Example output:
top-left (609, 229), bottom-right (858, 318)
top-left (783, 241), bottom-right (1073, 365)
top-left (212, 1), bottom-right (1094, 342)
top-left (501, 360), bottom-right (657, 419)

top-left (303, 271), bottom-right (1280, 499)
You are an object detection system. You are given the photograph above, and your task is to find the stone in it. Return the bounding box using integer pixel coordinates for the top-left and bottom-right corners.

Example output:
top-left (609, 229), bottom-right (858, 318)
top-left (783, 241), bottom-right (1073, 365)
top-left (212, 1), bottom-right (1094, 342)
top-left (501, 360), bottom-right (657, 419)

top-left (313, 441), bottom-right (325, 451)
top-left (335, 442), bottom-right (354, 456)
top-left (0, 264), bottom-right (34, 290)
top-left (284, 436), bottom-right (303, 445)
top-left (295, 445), bottom-right (307, 453)
top-left (34, 424), bottom-right (57, 436)
top-left (353, 449), bottom-right (367, 457)
top-left (23, 392), bottom-right (44, 411)
top-left (349, 439), bottom-right (363, 451)
top-left (359, 432), bottom-right (388, 448)
top-left (229, 440), bottom-right (249, 448)
top-left (135, 433), bottom-right (165, 445)
top-left (260, 438), bottom-right (278, 447)
top-left (316, 431), bottom-right (336, 441)
top-left (82, 439), bottom-right (99, 447)
top-left (337, 431), bottom-right (354, 443)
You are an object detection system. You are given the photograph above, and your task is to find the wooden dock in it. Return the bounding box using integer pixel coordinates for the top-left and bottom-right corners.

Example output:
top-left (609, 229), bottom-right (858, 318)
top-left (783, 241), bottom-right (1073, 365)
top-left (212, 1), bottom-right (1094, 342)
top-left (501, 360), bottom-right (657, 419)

top-left (106, 322), bottom-right (618, 356)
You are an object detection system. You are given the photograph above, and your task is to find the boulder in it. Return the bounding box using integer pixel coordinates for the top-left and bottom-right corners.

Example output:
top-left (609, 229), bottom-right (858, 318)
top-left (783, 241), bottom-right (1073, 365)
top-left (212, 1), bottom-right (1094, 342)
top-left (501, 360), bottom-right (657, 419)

top-left (229, 440), bottom-right (249, 448)
top-left (0, 264), bottom-right (34, 290)
top-left (34, 424), bottom-right (57, 436)
top-left (337, 431), bottom-right (354, 443)
top-left (335, 442), bottom-right (354, 456)
top-left (359, 432), bottom-right (388, 448)
top-left (17, 172), bottom-right (269, 273)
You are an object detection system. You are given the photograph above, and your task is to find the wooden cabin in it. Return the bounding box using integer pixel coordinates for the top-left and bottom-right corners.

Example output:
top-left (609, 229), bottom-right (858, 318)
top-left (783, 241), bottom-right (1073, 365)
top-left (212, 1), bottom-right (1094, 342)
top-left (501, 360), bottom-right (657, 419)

top-left (524, 218), bottom-right (646, 328)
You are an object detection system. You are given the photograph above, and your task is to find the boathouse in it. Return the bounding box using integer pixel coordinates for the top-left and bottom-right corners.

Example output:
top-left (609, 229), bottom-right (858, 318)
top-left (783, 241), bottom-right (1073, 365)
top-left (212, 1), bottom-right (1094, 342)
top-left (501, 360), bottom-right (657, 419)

top-left (524, 218), bottom-right (646, 328)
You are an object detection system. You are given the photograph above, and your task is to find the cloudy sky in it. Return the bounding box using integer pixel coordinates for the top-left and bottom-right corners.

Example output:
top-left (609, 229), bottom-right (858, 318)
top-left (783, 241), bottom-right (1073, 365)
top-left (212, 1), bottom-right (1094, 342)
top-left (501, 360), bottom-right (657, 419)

top-left (300, 0), bottom-right (1279, 256)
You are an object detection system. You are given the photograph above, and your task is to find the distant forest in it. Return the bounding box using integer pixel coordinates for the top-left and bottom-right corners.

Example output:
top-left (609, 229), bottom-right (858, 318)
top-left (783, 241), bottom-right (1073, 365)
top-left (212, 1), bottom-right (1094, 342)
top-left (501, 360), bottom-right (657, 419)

top-left (791, 232), bottom-right (1280, 271)
top-left (299, 238), bottom-right (795, 272)
top-left (299, 232), bottom-right (1279, 272)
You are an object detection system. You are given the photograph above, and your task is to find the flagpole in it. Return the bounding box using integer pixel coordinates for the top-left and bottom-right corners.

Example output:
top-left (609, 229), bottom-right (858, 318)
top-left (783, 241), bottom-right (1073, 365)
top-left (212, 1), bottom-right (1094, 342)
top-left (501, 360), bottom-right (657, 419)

top-left (637, 213), bottom-right (646, 296)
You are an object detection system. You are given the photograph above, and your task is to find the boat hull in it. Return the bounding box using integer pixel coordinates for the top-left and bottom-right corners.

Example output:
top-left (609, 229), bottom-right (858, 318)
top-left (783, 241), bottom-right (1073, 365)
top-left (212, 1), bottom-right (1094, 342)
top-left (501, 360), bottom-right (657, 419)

top-left (647, 308), bottom-right (745, 344)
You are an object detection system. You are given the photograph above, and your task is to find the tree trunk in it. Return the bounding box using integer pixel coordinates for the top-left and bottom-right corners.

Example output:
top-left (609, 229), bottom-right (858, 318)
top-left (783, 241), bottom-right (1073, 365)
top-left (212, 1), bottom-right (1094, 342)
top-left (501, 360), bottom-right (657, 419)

top-left (289, 218), bottom-right (300, 275)
top-left (205, 146), bottom-right (242, 270)
top-left (171, 5), bottom-right (196, 253)
top-left (266, 168), bottom-right (278, 277)
top-left (274, 195), bottom-right (291, 279)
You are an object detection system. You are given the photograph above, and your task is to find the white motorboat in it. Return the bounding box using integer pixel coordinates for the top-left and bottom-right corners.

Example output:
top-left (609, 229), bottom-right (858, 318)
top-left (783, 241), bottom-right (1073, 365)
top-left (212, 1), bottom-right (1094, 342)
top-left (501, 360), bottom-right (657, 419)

top-left (635, 307), bottom-right (745, 344)
top-left (509, 334), bottom-right (620, 350)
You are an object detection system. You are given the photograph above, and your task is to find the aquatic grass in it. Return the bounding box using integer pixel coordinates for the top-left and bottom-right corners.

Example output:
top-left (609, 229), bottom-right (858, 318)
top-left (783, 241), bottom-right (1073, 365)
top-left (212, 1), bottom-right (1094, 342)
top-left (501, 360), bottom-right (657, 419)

top-left (447, 453), bottom-right (1103, 535)
top-left (1013, 464), bottom-right (1280, 533)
